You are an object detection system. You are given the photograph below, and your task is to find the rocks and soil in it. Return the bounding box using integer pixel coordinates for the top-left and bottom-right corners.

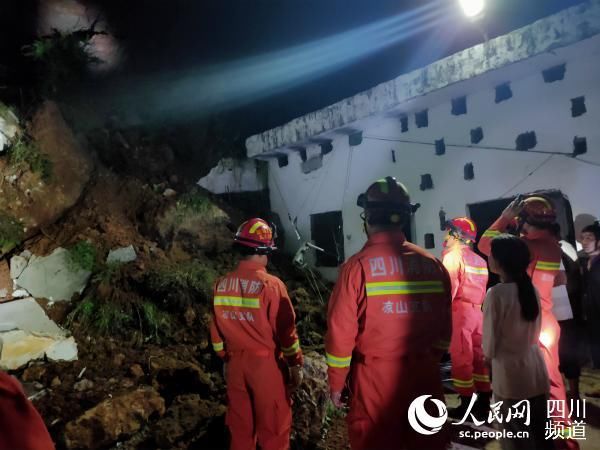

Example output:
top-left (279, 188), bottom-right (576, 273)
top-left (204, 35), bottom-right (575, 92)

top-left (0, 99), bottom-right (333, 449)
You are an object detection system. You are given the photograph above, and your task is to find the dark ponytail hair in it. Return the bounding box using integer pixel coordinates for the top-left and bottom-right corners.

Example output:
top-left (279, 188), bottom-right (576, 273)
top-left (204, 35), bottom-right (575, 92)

top-left (491, 234), bottom-right (539, 322)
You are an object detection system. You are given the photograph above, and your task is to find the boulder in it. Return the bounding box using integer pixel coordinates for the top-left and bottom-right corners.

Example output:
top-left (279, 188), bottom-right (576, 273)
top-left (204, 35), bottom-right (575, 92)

top-left (0, 101), bottom-right (92, 256)
top-left (64, 387), bottom-right (165, 449)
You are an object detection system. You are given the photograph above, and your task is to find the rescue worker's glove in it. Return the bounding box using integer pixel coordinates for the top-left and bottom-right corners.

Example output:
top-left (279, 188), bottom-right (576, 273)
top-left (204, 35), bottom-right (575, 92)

top-left (500, 197), bottom-right (524, 221)
top-left (330, 390), bottom-right (344, 408)
top-left (289, 365), bottom-right (304, 392)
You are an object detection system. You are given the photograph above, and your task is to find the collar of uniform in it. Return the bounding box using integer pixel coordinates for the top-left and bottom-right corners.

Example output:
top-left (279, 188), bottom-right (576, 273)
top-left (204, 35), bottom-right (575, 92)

top-left (366, 230), bottom-right (406, 246)
top-left (237, 260), bottom-right (267, 272)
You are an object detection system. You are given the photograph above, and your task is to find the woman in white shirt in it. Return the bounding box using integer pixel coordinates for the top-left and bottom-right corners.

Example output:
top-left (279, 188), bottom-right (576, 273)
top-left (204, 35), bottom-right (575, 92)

top-left (483, 234), bottom-right (551, 450)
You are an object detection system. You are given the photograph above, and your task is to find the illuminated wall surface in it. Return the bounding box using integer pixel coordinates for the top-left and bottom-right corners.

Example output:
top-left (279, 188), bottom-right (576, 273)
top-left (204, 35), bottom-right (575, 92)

top-left (232, 3), bottom-right (600, 280)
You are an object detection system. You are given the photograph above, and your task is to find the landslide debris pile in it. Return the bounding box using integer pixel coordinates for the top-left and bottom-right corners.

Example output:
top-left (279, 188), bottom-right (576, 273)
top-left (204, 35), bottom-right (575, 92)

top-left (0, 100), bottom-right (332, 450)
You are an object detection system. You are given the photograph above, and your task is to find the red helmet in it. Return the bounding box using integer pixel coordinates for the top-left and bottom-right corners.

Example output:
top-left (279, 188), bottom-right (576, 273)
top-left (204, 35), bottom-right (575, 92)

top-left (234, 218), bottom-right (277, 254)
top-left (520, 196), bottom-right (557, 225)
top-left (445, 217), bottom-right (477, 242)
top-left (357, 176), bottom-right (419, 225)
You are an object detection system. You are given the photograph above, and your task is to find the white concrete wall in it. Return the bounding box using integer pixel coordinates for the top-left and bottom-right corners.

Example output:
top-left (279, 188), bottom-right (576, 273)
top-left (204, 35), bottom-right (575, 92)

top-left (198, 158), bottom-right (265, 194)
top-left (267, 48), bottom-right (600, 281)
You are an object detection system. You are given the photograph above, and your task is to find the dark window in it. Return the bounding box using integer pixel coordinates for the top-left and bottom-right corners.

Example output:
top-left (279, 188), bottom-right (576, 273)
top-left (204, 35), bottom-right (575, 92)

top-left (573, 137), bottom-right (587, 156)
top-left (470, 127), bottom-right (484, 144)
top-left (516, 131), bottom-right (537, 151)
top-left (424, 233), bottom-right (435, 249)
top-left (415, 109), bottom-right (429, 128)
top-left (542, 64), bottom-right (566, 83)
top-left (310, 211), bottom-right (345, 267)
top-left (298, 148), bottom-right (307, 162)
top-left (435, 139), bottom-right (445, 155)
top-left (571, 97), bottom-right (586, 117)
top-left (349, 131), bottom-right (363, 146)
top-left (400, 115), bottom-right (409, 133)
top-left (277, 154), bottom-right (288, 167)
top-left (464, 162), bottom-right (475, 180)
top-left (495, 82), bottom-right (512, 103)
top-left (451, 96), bottom-right (467, 115)
top-left (320, 141), bottom-right (333, 155)
top-left (420, 174), bottom-right (433, 191)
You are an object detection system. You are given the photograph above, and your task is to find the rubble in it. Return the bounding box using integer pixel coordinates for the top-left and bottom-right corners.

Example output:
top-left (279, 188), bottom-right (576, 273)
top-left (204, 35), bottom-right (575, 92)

top-left (0, 297), bottom-right (77, 370)
top-left (152, 394), bottom-right (226, 448)
top-left (0, 260), bottom-right (12, 300)
top-left (0, 102), bottom-right (19, 151)
top-left (64, 387), bottom-right (166, 449)
top-left (106, 245), bottom-right (137, 264)
top-left (291, 352), bottom-right (330, 447)
top-left (15, 248), bottom-right (91, 301)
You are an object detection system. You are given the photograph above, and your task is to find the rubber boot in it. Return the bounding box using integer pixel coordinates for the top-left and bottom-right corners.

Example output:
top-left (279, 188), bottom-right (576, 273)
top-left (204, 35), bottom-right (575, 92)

top-left (473, 391), bottom-right (491, 422)
top-left (448, 395), bottom-right (472, 420)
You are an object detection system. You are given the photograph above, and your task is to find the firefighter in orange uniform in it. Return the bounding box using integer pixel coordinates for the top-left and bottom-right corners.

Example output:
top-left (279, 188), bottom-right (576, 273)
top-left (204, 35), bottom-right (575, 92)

top-left (210, 218), bottom-right (304, 450)
top-left (479, 196), bottom-right (579, 450)
top-left (0, 370), bottom-right (55, 450)
top-left (442, 217), bottom-right (491, 418)
top-left (326, 177), bottom-right (452, 450)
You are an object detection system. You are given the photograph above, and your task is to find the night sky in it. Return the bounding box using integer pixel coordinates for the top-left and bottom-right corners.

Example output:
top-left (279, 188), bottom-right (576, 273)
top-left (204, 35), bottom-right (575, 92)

top-left (0, 0), bottom-right (587, 136)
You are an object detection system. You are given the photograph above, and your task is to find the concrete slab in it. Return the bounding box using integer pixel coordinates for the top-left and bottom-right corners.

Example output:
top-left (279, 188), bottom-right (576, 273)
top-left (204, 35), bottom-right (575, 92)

top-left (0, 297), bottom-right (64, 336)
top-left (10, 255), bottom-right (28, 279)
top-left (16, 247), bottom-right (91, 301)
top-left (106, 245), bottom-right (137, 264)
top-left (0, 330), bottom-right (56, 370)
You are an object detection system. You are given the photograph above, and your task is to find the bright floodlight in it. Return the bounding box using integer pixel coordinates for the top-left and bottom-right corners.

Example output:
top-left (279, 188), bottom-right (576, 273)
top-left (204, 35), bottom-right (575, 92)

top-left (459, 0), bottom-right (485, 18)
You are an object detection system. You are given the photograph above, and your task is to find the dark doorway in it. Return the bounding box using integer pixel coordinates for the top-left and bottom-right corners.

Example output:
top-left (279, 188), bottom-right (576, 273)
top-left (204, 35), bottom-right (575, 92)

top-left (310, 211), bottom-right (344, 267)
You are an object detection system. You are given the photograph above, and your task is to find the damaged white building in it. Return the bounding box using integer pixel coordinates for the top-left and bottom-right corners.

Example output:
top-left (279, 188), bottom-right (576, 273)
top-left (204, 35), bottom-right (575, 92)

top-left (202, 2), bottom-right (600, 280)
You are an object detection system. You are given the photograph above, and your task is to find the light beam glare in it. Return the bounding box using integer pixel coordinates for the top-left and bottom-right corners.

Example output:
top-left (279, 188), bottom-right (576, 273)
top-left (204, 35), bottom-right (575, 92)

top-left (119, 0), bottom-right (457, 123)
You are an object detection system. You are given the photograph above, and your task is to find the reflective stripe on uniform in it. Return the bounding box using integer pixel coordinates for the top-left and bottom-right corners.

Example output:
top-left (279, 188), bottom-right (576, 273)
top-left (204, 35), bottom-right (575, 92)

top-left (535, 261), bottom-right (560, 271)
top-left (473, 373), bottom-right (490, 383)
top-left (366, 281), bottom-right (444, 296)
top-left (214, 296), bottom-right (260, 308)
top-left (326, 352), bottom-right (352, 368)
top-left (212, 341), bottom-right (224, 352)
top-left (282, 339), bottom-right (301, 356)
top-left (452, 378), bottom-right (474, 388)
top-left (482, 230), bottom-right (501, 238)
top-left (465, 265), bottom-right (488, 275)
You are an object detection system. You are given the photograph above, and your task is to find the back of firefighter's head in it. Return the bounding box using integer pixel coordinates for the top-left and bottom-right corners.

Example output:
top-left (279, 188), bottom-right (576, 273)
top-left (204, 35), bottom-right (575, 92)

top-left (233, 218), bottom-right (277, 261)
top-left (518, 195), bottom-right (557, 235)
top-left (357, 177), bottom-right (415, 234)
top-left (444, 217), bottom-right (477, 248)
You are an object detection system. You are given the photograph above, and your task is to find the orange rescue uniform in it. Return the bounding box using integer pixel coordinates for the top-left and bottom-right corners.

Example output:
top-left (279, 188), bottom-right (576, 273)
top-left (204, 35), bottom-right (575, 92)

top-left (479, 218), bottom-right (579, 450)
top-left (210, 260), bottom-right (303, 450)
top-left (326, 230), bottom-right (452, 450)
top-left (0, 371), bottom-right (55, 450)
top-left (442, 244), bottom-right (491, 396)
